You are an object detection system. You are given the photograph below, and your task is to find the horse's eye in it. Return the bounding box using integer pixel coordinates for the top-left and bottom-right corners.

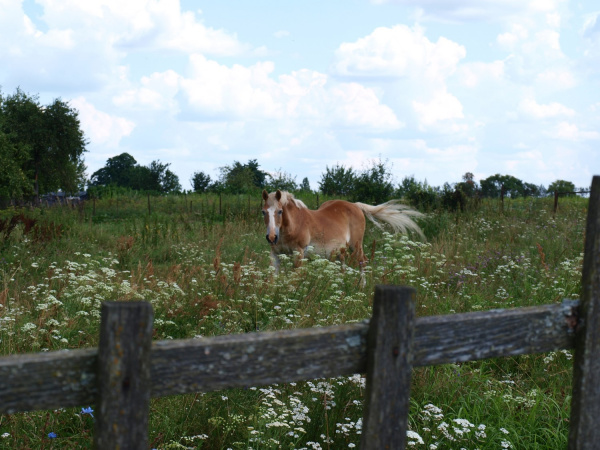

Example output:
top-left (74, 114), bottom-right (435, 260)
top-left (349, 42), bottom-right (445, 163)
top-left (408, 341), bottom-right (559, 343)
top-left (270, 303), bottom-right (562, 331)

top-left (278, 210), bottom-right (283, 215)
top-left (262, 210), bottom-right (266, 216)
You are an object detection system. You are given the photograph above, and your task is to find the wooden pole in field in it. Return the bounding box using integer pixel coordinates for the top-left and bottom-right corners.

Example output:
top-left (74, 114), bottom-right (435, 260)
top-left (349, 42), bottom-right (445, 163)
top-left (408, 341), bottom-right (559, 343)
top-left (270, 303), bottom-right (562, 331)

top-left (361, 285), bottom-right (415, 449)
top-left (554, 190), bottom-right (559, 215)
top-left (569, 176), bottom-right (600, 449)
top-left (95, 302), bottom-right (153, 449)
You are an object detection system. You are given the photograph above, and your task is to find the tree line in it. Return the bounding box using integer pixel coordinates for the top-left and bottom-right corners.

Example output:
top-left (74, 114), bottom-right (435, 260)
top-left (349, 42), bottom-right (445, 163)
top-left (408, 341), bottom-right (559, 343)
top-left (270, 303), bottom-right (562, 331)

top-left (0, 88), bottom-right (86, 199)
top-left (88, 153), bottom-right (181, 196)
top-left (190, 159), bottom-right (586, 211)
top-left (1, 88), bottom-right (588, 208)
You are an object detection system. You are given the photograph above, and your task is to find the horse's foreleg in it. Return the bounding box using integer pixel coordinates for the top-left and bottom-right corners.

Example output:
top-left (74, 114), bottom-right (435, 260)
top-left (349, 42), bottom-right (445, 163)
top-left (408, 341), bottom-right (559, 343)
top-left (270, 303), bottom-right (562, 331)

top-left (293, 247), bottom-right (305, 268)
top-left (353, 243), bottom-right (367, 288)
top-left (270, 249), bottom-right (281, 274)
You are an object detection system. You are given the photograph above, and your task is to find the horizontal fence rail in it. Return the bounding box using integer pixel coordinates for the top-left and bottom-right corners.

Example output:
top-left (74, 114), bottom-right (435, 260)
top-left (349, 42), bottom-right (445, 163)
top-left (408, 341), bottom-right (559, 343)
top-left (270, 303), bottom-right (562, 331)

top-left (0, 299), bottom-right (579, 415)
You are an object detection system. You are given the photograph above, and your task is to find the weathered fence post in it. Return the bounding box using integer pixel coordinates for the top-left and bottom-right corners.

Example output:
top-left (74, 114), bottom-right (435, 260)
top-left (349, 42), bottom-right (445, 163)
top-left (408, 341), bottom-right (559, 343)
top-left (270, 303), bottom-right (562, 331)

top-left (95, 302), bottom-right (154, 449)
top-left (361, 285), bottom-right (415, 449)
top-left (569, 175), bottom-right (600, 449)
top-left (554, 190), bottom-right (559, 215)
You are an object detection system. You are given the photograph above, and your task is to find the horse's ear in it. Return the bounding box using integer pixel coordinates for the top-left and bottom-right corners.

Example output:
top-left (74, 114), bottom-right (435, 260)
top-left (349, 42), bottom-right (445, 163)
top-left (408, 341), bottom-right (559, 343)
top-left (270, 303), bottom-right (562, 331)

top-left (275, 190), bottom-right (282, 201)
top-left (262, 190), bottom-right (269, 201)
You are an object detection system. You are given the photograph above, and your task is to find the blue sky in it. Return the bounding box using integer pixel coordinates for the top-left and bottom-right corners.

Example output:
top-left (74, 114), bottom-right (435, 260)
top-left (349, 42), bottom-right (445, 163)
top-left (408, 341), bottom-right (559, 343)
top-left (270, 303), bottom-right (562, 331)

top-left (2, 0), bottom-right (599, 191)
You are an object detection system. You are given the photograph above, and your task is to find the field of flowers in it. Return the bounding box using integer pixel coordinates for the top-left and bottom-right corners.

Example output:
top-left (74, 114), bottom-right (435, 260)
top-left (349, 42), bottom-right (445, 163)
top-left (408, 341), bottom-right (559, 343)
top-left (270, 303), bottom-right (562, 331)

top-left (0, 193), bottom-right (587, 449)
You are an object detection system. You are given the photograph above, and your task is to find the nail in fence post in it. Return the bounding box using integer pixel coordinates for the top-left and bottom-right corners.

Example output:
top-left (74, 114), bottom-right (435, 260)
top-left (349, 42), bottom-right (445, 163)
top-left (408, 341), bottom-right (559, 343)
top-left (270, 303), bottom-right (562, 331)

top-left (95, 302), bottom-right (154, 449)
top-left (569, 175), bottom-right (600, 449)
top-left (361, 285), bottom-right (415, 450)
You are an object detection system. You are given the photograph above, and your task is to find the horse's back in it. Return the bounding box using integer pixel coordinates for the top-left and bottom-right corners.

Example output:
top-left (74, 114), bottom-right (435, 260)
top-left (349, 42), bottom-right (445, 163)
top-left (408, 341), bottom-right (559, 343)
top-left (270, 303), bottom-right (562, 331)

top-left (313, 199), bottom-right (365, 226)
top-left (317, 199), bottom-right (357, 212)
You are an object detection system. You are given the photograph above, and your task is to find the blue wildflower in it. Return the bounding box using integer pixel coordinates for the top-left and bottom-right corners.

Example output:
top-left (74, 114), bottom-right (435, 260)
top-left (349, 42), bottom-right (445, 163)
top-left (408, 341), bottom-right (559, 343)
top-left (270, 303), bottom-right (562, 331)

top-left (81, 406), bottom-right (94, 418)
top-left (48, 432), bottom-right (57, 439)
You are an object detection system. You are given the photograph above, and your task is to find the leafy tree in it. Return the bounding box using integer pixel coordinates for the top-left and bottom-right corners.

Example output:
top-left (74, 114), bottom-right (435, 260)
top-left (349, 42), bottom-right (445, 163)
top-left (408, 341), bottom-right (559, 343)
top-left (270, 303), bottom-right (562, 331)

top-left (480, 174), bottom-right (524, 198)
top-left (43, 98), bottom-right (88, 192)
top-left (148, 160), bottom-right (181, 193)
top-left (547, 179), bottom-right (576, 196)
top-left (456, 172), bottom-right (479, 198)
top-left (319, 164), bottom-right (355, 196)
top-left (207, 180), bottom-right (225, 193)
top-left (90, 153), bottom-right (137, 187)
top-left (523, 182), bottom-right (541, 197)
top-left (191, 171), bottom-right (212, 193)
top-left (440, 182), bottom-right (466, 211)
top-left (299, 177), bottom-right (311, 192)
top-left (245, 159), bottom-right (267, 188)
top-left (219, 162), bottom-right (255, 194)
top-left (0, 88), bottom-right (87, 196)
top-left (352, 159), bottom-right (395, 204)
top-left (265, 170), bottom-right (298, 192)
top-left (0, 126), bottom-right (31, 198)
top-left (396, 176), bottom-right (439, 210)
top-left (219, 159), bottom-right (268, 194)
top-left (90, 153), bottom-right (181, 193)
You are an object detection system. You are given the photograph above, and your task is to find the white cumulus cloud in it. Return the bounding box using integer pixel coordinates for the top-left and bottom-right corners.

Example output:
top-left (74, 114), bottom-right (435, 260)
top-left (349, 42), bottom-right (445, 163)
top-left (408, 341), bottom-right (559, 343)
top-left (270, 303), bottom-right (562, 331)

top-left (412, 90), bottom-right (464, 128)
top-left (551, 122), bottom-right (600, 141)
top-left (178, 55), bottom-right (402, 130)
top-left (518, 97), bottom-right (575, 118)
top-left (70, 97), bottom-right (135, 148)
top-left (331, 24), bottom-right (465, 82)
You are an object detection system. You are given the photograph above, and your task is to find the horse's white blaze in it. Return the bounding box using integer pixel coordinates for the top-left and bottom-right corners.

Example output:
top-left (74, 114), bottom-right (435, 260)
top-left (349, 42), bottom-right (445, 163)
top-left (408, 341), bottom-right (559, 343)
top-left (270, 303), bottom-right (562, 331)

top-left (267, 206), bottom-right (278, 236)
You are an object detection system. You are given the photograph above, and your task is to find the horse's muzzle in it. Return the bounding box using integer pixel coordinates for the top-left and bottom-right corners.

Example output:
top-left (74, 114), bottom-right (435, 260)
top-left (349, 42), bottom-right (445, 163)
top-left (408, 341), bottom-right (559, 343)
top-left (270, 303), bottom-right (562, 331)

top-left (266, 233), bottom-right (279, 245)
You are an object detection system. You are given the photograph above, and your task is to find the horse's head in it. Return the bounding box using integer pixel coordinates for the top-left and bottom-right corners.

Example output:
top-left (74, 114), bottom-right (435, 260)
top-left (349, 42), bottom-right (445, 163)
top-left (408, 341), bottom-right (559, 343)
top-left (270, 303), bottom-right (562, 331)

top-left (262, 189), bottom-right (283, 245)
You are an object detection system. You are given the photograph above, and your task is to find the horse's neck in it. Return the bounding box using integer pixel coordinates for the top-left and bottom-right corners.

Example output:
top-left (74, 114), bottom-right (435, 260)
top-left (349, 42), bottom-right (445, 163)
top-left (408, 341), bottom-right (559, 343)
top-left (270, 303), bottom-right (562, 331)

top-left (283, 203), bottom-right (305, 236)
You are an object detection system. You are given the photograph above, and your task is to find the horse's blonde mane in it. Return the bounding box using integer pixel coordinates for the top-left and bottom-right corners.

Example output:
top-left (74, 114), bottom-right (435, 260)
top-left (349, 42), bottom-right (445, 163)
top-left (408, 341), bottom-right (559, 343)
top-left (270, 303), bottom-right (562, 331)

top-left (276, 191), bottom-right (308, 209)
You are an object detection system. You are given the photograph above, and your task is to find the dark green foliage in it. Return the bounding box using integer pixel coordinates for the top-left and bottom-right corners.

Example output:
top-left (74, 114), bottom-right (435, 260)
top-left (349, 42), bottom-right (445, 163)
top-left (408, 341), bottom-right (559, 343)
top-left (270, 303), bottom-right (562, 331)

top-left (218, 159), bottom-right (268, 194)
top-left (548, 179), bottom-right (576, 196)
top-left (351, 159), bottom-right (395, 204)
top-left (265, 170), bottom-right (298, 192)
top-left (0, 88), bottom-right (87, 197)
top-left (299, 177), bottom-right (311, 192)
top-left (90, 153), bottom-right (137, 187)
top-left (0, 123), bottom-right (31, 199)
top-left (190, 171), bottom-right (211, 193)
top-left (480, 174), bottom-right (526, 198)
top-left (440, 183), bottom-right (467, 211)
top-left (147, 160), bottom-right (181, 193)
top-left (318, 164), bottom-right (356, 196)
top-left (455, 172), bottom-right (479, 198)
top-left (90, 153), bottom-right (181, 194)
top-left (397, 176), bottom-right (440, 211)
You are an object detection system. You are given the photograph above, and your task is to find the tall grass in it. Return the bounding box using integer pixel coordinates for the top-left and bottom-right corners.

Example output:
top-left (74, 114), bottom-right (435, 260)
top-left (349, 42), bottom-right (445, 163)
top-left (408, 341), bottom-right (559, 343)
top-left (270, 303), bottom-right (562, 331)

top-left (0, 193), bottom-right (587, 448)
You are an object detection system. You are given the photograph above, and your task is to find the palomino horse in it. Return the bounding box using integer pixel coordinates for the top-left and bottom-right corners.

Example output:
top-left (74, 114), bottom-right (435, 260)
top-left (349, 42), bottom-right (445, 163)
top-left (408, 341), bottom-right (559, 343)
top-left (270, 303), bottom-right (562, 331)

top-left (261, 189), bottom-right (423, 273)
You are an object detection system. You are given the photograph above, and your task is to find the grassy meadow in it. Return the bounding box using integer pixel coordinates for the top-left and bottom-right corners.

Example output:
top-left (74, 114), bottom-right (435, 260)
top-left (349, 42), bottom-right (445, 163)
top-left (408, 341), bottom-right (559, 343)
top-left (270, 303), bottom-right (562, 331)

top-left (0, 191), bottom-right (588, 449)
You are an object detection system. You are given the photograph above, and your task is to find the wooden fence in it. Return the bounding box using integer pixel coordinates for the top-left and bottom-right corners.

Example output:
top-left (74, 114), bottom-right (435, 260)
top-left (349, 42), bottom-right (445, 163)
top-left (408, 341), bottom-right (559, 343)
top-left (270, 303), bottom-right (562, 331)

top-left (554, 189), bottom-right (592, 214)
top-left (1, 175), bottom-right (599, 449)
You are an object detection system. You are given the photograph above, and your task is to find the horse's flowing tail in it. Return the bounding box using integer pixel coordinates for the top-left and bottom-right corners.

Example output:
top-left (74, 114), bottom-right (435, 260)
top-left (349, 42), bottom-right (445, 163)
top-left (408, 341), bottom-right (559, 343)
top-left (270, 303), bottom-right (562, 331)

top-left (354, 201), bottom-right (425, 237)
